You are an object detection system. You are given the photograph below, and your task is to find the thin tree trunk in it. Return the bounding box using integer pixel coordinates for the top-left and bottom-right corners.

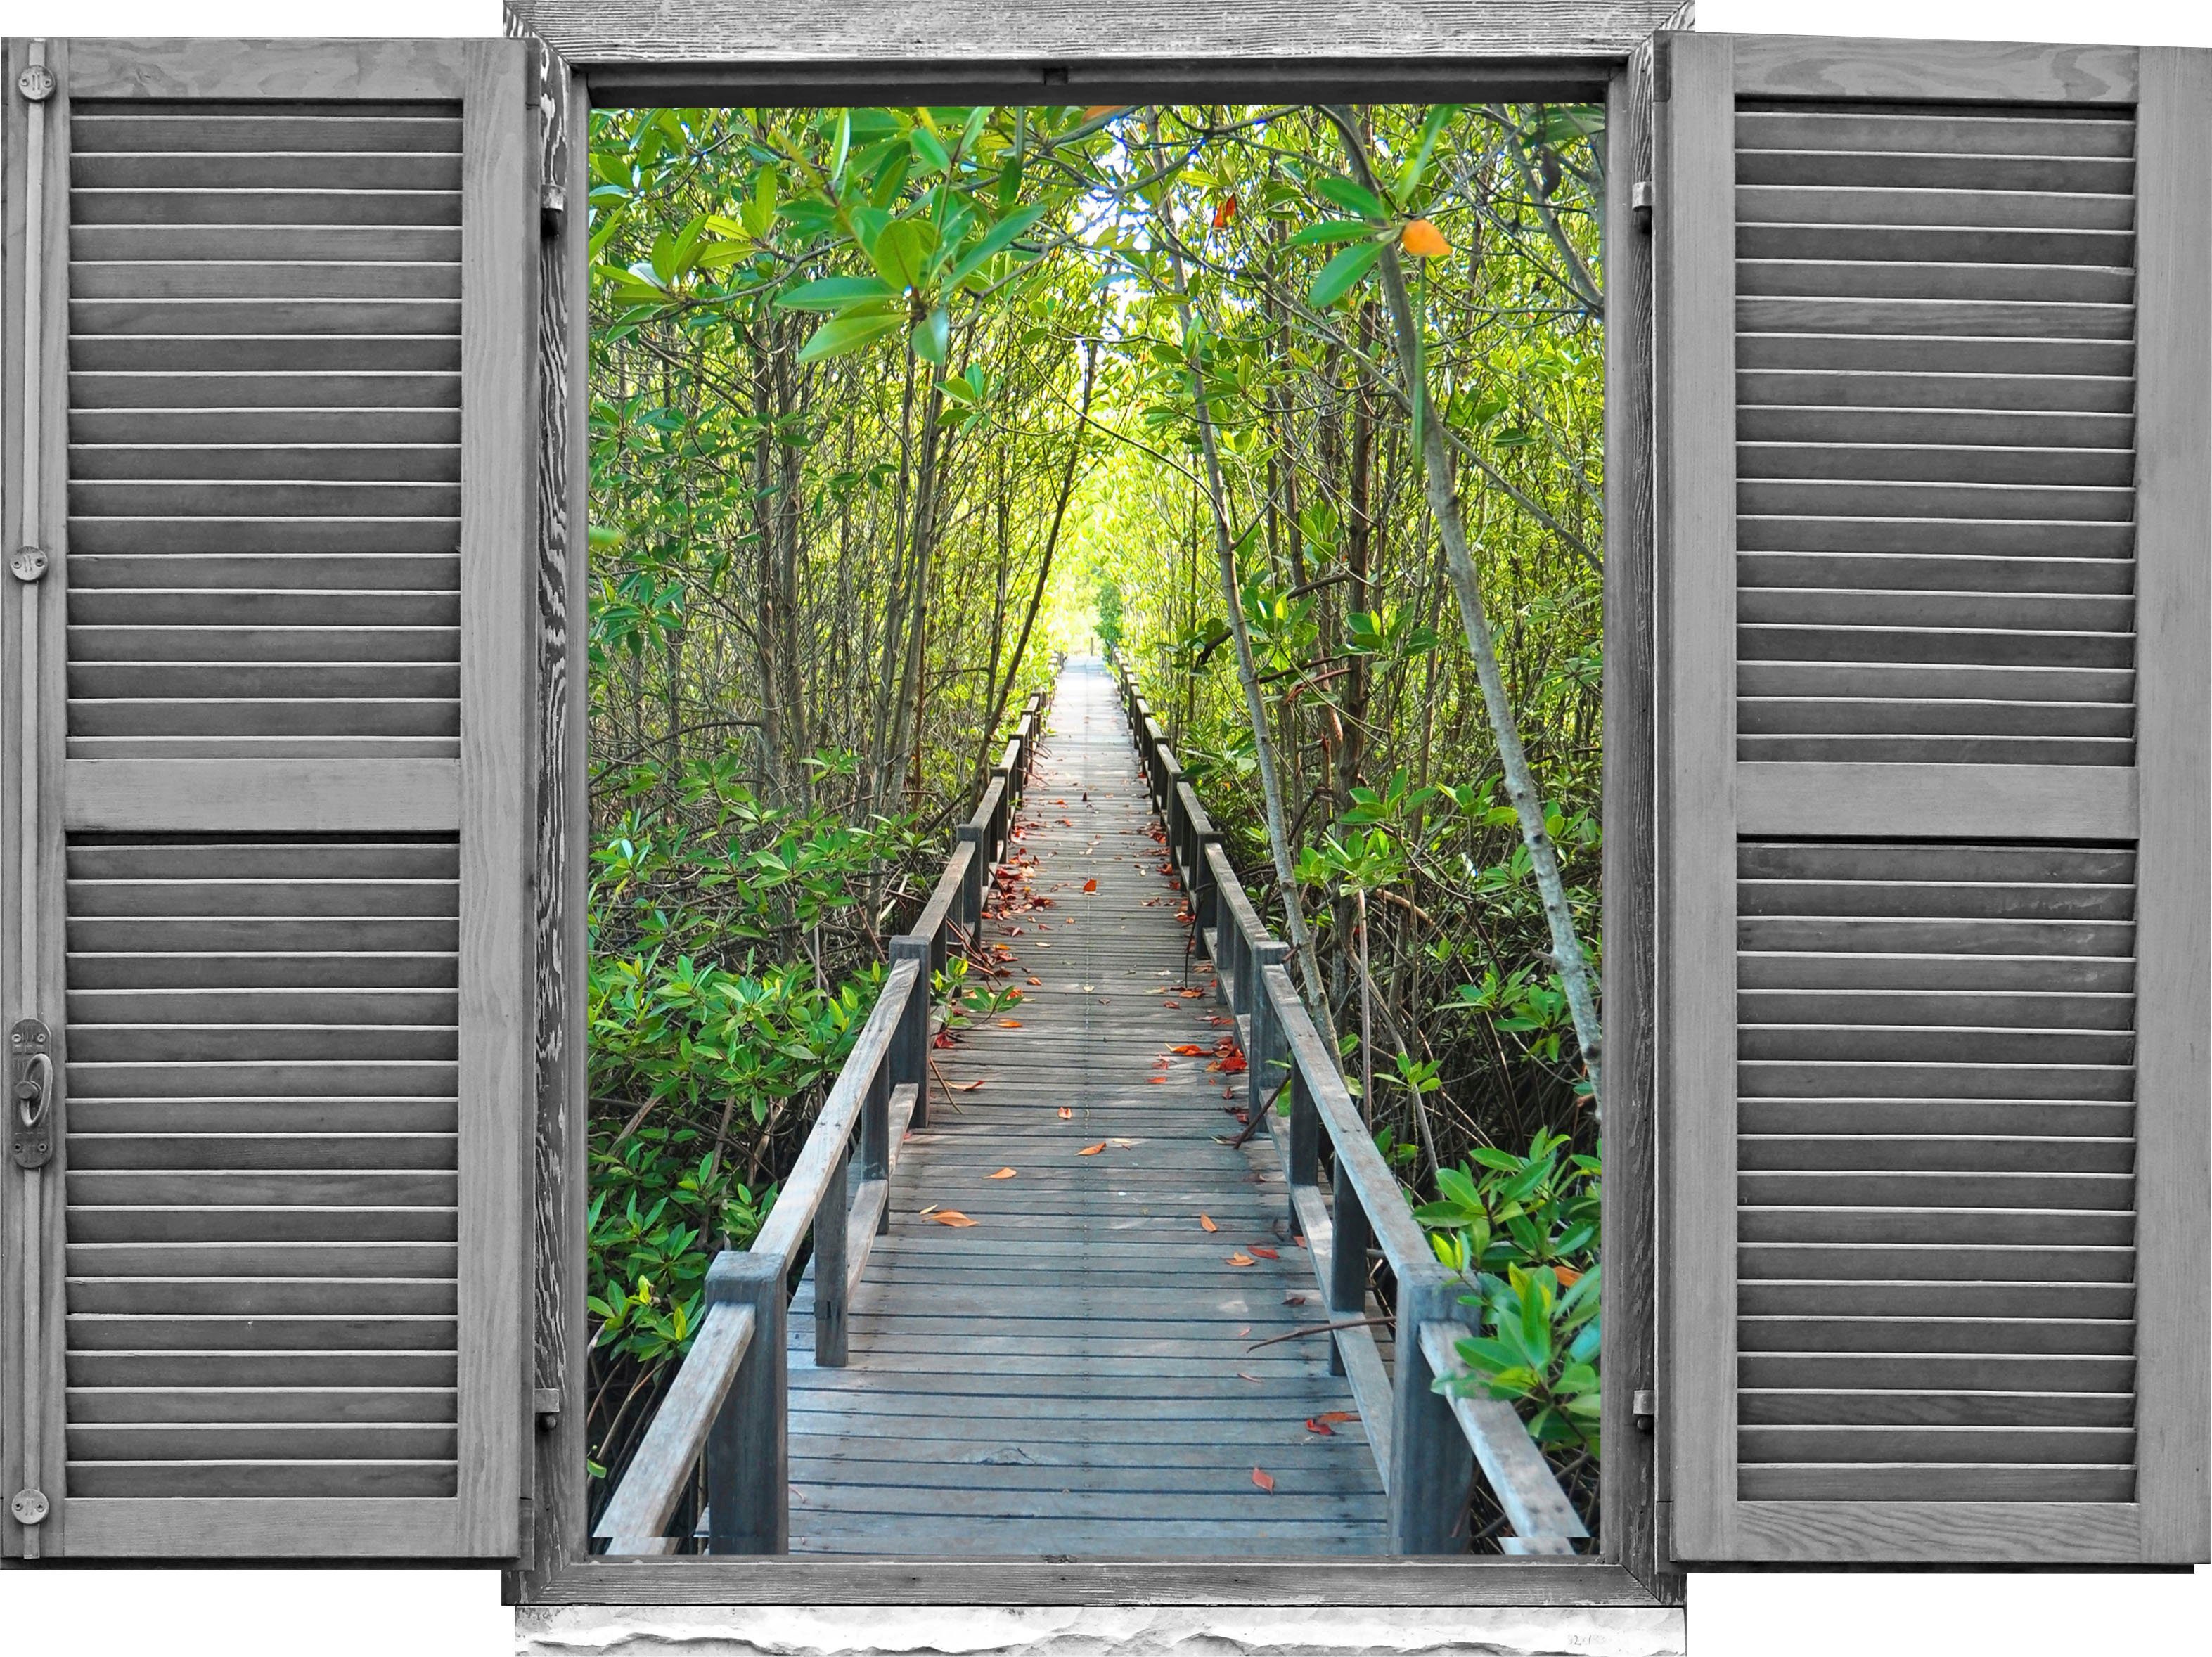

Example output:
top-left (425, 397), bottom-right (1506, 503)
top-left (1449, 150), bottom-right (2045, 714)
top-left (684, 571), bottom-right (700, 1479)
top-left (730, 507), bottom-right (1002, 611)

top-left (1325, 105), bottom-right (1605, 1117)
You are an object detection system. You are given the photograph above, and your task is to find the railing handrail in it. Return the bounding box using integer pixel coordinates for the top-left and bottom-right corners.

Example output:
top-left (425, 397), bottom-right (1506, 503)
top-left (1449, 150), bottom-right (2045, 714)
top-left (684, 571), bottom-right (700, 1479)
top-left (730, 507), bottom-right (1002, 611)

top-left (1107, 651), bottom-right (1588, 1557)
top-left (594, 683), bottom-right (1052, 1554)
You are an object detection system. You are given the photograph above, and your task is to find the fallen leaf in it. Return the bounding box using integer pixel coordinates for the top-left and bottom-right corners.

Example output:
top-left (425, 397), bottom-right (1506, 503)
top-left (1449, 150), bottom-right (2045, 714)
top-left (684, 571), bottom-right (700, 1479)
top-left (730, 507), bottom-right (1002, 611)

top-left (932, 1031), bottom-right (957, 1048)
top-left (1285, 1294), bottom-right (1308, 1306)
top-left (1199, 1214), bottom-right (1218, 1232)
top-left (920, 1204), bottom-right (938, 1215)
top-left (1318, 1410), bottom-right (1357, 1424)
top-left (1252, 1466), bottom-right (1275, 1493)
top-left (1237, 1372), bottom-right (1263, 1384)
top-left (990, 1167), bottom-right (1017, 1180)
top-left (1079, 1142), bottom-right (1107, 1156)
top-left (1250, 1246), bottom-right (1280, 1260)
top-left (1027, 976), bottom-right (1043, 986)
top-left (1170, 1044), bottom-right (1207, 1056)
top-left (1058, 1106), bottom-right (1074, 1120)
top-left (998, 1019), bottom-right (1024, 1028)
top-left (1179, 987), bottom-right (1203, 998)
top-left (1226, 1252), bottom-right (1256, 1268)
top-left (931, 1209), bottom-right (977, 1227)
top-left (1146, 1076), bottom-right (1169, 1085)
top-left (1083, 878), bottom-right (1098, 893)
top-left (1237, 1325), bottom-right (1251, 1338)
top-left (951, 1078), bottom-right (985, 1092)
top-left (1305, 1418), bottom-right (1335, 1436)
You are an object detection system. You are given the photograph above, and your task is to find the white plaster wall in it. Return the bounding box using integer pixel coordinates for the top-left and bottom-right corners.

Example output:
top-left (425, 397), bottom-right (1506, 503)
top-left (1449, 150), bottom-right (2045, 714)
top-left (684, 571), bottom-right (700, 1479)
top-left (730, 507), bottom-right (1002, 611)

top-left (515, 1604), bottom-right (1686, 1657)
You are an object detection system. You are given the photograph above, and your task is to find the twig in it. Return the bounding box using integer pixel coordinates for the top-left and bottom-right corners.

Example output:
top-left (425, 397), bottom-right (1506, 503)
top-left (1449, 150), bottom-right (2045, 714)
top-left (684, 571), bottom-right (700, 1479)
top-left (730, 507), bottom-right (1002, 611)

top-left (1247, 1314), bottom-right (1394, 1352)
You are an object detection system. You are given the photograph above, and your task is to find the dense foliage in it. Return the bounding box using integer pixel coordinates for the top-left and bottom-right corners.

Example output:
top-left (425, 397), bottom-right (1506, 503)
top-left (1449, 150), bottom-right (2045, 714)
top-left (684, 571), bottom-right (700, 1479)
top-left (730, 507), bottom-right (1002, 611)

top-left (584, 101), bottom-right (1606, 1533)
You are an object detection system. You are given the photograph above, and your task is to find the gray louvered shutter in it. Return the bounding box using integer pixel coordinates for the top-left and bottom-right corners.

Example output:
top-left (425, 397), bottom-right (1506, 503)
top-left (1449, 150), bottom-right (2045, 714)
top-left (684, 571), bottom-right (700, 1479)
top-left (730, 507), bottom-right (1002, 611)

top-left (1660, 32), bottom-right (2208, 1564)
top-left (2, 37), bottom-right (533, 1559)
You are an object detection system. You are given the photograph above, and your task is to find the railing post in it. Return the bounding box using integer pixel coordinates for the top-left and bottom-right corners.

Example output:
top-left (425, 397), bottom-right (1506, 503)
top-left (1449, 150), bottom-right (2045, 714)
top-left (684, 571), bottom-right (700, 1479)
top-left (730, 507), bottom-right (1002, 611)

top-left (990, 763), bottom-right (1012, 858)
top-left (1230, 915), bottom-right (1253, 1020)
top-left (863, 1044), bottom-right (890, 1237)
top-left (892, 935), bottom-right (931, 1130)
top-left (956, 825), bottom-right (986, 929)
top-left (1194, 832), bottom-right (1221, 943)
top-left (1286, 1064), bottom-right (1319, 1238)
top-left (1247, 943), bottom-right (1291, 1124)
top-left (813, 1145), bottom-right (850, 1365)
top-left (1388, 1267), bottom-right (1474, 1555)
top-left (704, 1249), bottom-right (788, 1554)
top-left (1328, 1149), bottom-right (1372, 1378)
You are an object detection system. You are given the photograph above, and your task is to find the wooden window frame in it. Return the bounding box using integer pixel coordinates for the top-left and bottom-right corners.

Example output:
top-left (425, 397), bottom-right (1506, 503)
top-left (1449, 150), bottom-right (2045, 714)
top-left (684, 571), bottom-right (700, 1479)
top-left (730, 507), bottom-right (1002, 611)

top-left (506, 0), bottom-right (1680, 1610)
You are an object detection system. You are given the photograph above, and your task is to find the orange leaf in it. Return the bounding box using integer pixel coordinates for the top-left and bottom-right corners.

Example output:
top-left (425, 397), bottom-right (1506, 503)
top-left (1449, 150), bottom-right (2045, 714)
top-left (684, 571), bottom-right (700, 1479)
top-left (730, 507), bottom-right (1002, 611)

top-left (1083, 104), bottom-right (1125, 120)
top-left (990, 1167), bottom-right (1017, 1180)
top-left (1318, 1410), bottom-right (1357, 1424)
top-left (1252, 1466), bottom-right (1275, 1492)
top-left (1146, 1076), bottom-right (1169, 1085)
top-left (1555, 1264), bottom-right (1583, 1287)
top-left (1226, 1252), bottom-right (1256, 1267)
top-left (1083, 878), bottom-right (1098, 893)
top-left (1058, 1106), bottom-right (1074, 1120)
top-left (1179, 988), bottom-right (1203, 998)
top-left (951, 1078), bottom-right (985, 1092)
top-left (998, 1019), bottom-right (1024, 1028)
top-left (931, 1210), bottom-right (977, 1227)
top-left (1079, 1142), bottom-right (1107, 1156)
top-left (1250, 1246), bottom-right (1280, 1260)
top-left (1401, 217), bottom-right (1451, 258)
top-left (1211, 194), bottom-right (1238, 229)
top-left (1170, 1044), bottom-right (1207, 1056)
top-left (1027, 976), bottom-right (1043, 986)
top-left (1199, 1213), bottom-right (1218, 1232)
top-left (1305, 1418), bottom-right (1335, 1436)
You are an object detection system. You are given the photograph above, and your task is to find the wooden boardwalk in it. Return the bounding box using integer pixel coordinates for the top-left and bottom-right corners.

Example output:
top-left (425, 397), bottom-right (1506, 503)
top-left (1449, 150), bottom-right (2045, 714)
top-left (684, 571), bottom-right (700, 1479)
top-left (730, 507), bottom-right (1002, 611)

top-left (787, 662), bottom-right (1387, 1555)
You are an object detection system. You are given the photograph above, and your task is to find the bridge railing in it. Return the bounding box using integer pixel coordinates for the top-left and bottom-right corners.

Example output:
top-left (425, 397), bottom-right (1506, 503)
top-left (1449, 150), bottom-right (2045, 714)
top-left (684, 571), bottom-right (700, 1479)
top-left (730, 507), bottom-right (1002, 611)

top-left (1111, 658), bottom-right (1589, 1556)
top-left (593, 686), bottom-right (1052, 1555)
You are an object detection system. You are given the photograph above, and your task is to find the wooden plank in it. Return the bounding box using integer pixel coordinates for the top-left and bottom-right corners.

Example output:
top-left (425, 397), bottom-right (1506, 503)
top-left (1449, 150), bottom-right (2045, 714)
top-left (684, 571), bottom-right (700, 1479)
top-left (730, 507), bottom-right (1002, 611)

top-left (63, 759), bottom-right (459, 833)
top-left (1736, 762), bottom-right (2137, 839)
top-left (1658, 25), bottom-right (1738, 1563)
top-left (1729, 34), bottom-right (2137, 103)
top-left (63, 39), bottom-right (472, 101)
top-left (1425, 1321), bottom-right (1589, 1551)
top-left (2127, 44), bottom-right (2212, 1568)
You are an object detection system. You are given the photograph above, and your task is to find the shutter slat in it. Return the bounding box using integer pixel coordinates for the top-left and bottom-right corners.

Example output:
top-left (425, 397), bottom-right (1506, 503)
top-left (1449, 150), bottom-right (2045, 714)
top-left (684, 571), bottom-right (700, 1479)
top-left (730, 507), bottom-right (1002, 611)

top-left (1741, 1390), bottom-right (2136, 1425)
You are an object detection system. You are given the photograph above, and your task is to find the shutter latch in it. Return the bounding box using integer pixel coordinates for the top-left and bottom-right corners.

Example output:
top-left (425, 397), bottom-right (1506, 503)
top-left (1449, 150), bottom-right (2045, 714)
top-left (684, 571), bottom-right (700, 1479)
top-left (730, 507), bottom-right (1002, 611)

top-left (9, 546), bottom-right (46, 582)
top-left (10, 1019), bottom-right (53, 1169)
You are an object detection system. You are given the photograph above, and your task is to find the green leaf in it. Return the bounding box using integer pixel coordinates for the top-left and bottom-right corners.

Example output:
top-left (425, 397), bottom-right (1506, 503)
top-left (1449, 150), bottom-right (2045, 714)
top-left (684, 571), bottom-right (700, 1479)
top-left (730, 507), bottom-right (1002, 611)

top-left (775, 275), bottom-right (896, 313)
top-left (946, 202), bottom-right (1047, 289)
top-left (909, 124), bottom-right (950, 174)
top-left (913, 304), bottom-right (951, 366)
top-left (1316, 175), bottom-right (1388, 221)
top-left (1309, 240), bottom-right (1382, 308)
top-left (868, 219), bottom-right (931, 292)
top-left (797, 311), bottom-right (904, 363)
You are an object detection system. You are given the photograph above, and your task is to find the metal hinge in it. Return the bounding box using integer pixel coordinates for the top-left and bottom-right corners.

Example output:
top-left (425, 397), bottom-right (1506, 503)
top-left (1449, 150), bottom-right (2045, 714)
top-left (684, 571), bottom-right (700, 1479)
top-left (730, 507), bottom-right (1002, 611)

top-left (10, 1019), bottom-right (53, 1169)
top-left (1631, 181), bottom-right (1654, 233)
top-left (1632, 1388), bottom-right (1656, 1434)
top-left (534, 1387), bottom-right (562, 1430)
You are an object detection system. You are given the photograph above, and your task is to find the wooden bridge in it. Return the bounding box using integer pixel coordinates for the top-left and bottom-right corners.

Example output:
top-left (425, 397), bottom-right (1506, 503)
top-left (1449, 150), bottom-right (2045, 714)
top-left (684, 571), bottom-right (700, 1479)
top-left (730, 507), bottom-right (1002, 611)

top-left (594, 660), bottom-right (1587, 1559)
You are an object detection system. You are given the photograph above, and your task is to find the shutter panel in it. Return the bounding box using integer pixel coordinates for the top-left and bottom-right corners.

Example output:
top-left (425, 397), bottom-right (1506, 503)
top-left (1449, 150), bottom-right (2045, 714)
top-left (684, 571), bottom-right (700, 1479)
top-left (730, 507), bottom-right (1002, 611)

top-left (3, 37), bottom-right (532, 1558)
top-left (1661, 33), bottom-right (2209, 1564)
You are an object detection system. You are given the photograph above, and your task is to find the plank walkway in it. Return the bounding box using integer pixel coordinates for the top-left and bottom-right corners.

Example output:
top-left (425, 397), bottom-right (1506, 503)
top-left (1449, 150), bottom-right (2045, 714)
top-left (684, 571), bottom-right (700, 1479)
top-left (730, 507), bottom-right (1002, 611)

top-left (787, 660), bottom-right (1387, 1555)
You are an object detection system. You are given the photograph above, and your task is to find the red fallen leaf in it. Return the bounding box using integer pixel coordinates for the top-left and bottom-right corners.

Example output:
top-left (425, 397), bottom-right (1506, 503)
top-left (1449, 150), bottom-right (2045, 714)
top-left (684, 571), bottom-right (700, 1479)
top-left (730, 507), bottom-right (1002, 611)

top-left (1058, 1106), bottom-right (1074, 1120)
top-left (1292, 1235), bottom-right (1308, 1249)
top-left (1317, 1410), bottom-right (1357, 1424)
top-left (990, 1167), bottom-right (1017, 1180)
top-left (1078, 1142), bottom-right (1107, 1156)
top-left (1146, 1076), bottom-right (1169, 1085)
top-left (1212, 194), bottom-right (1237, 228)
top-left (1170, 1044), bottom-right (1207, 1057)
top-left (1285, 1294), bottom-right (1308, 1305)
top-left (1179, 988), bottom-right (1203, 998)
top-left (1083, 878), bottom-right (1098, 893)
top-left (1223, 1087), bottom-right (1235, 1098)
top-left (1233, 1109), bottom-right (1249, 1123)
top-left (932, 1031), bottom-right (957, 1048)
top-left (1305, 1418), bottom-right (1335, 1436)
top-left (1250, 1246), bottom-right (1280, 1260)
top-left (951, 1078), bottom-right (985, 1092)
top-left (1200, 1214), bottom-right (1218, 1232)
top-left (930, 1210), bottom-right (977, 1227)
top-left (1219, 1055), bottom-right (1249, 1074)
top-left (1252, 1467), bottom-right (1275, 1493)
top-left (1555, 1264), bottom-right (1583, 1287)
top-left (1027, 976), bottom-right (1043, 986)
top-left (1226, 1252), bottom-right (1256, 1267)
top-left (998, 1019), bottom-right (1024, 1028)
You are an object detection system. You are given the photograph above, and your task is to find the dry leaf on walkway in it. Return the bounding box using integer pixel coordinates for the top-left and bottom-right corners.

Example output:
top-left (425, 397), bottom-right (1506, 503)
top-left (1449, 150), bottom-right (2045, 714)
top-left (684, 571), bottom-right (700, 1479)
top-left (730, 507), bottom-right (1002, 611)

top-left (1027, 976), bottom-right (1043, 986)
top-left (1252, 1467), bottom-right (1275, 1492)
top-left (1058, 1106), bottom-right (1074, 1120)
top-left (1179, 988), bottom-right (1203, 998)
top-left (1317, 1410), bottom-right (1357, 1424)
top-left (1237, 1372), bottom-right (1262, 1384)
top-left (1226, 1252), bottom-right (1256, 1267)
top-left (1078, 1142), bottom-right (1107, 1156)
top-left (1146, 1076), bottom-right (1169, 1085)
top-left (998, 1019), bottom-right (1023, 1028)
top-left (930, 1209), bottom-right (977, 1227)
top-left (1250, 1246), bottom-right (1280, 1260)
top-left (1199, 1214), bottom-right (1218, 1232)
top-left (990, 1168), bottom-right (1017, 1180)
top-left (1082, 878), bottom-right (1098, 893)
top-left (1305, 1418), bottom-right (1335, 1436)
